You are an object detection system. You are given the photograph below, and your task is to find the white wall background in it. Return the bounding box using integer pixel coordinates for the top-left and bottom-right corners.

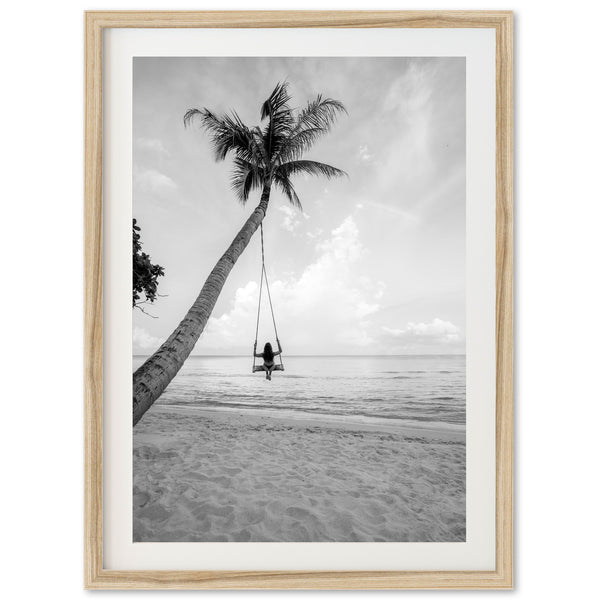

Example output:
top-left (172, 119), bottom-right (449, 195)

top-left (1, 0), bottom-right (598, 597)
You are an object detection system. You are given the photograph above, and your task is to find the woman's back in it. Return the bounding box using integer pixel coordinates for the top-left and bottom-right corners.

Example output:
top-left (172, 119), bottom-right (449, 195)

top-left (263, 342), bottom-right (274, 362)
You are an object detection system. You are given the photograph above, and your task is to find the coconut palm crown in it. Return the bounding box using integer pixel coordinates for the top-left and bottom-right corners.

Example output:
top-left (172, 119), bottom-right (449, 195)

top-left (183, 81), bottom-right (347, 208)
top-left (133, 83), bottom-right (346, 426)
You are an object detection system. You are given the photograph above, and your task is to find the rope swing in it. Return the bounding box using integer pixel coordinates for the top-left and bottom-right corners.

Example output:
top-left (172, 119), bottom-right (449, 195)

top-left (252, 222), bottom-right (284, 372)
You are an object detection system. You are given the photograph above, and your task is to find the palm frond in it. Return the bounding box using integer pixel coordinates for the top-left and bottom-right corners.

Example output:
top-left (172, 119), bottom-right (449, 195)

top-left (250, 128), bottom-right (269, 169)
top-left (184, 108), bottom-right (258, 163)
top-left (296, 96), bottom-right (347, 134)
top-left (230, 158), bottom-right (265, 204)
top-left (272, 172), bottom-right (302, 210)
top-left (277, 96), bottom-right (347, 162)
top-left (276, 159), bottom-right (347, 181)
top-left (277, 127), bottom-right (330, 163)
top-left (260, 82), bottom-right (295, 161)
top-left (183, 108), bottom-right (202, 128)
top-left (260, 82), bottom-right (292, 121)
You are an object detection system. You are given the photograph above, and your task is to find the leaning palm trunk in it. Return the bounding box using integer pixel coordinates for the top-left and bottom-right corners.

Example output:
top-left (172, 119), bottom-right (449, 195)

top-left (133, 183), bottom-right (271, 425)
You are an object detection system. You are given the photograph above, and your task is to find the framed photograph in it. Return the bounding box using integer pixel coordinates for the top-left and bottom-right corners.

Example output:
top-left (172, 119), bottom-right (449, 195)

top-left (85, 10), bottom-right (513, 589)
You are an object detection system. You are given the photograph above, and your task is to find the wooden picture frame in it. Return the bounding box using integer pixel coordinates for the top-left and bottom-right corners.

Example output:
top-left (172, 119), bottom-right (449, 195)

top-left (85, 10), bottom-right (513, 589)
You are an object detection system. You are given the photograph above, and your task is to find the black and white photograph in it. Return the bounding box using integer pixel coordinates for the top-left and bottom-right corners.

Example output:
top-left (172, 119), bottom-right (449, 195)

top-left (16, 0), bottom-right (600, 595)
top-left (132, 56), bottom-right (466, 543)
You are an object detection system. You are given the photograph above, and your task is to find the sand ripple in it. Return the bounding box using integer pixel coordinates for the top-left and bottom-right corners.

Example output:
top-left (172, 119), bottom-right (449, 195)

top-left (133, 407), bottom-right (465, 542)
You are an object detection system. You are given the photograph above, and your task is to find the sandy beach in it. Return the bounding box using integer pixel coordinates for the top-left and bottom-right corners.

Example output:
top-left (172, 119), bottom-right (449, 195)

top-left (133, 405), bottom-right (465, 542)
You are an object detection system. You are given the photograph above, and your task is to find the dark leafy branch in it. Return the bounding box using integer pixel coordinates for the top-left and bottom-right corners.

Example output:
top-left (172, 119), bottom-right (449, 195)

top-left (133, 218), bottom-right (165, 311)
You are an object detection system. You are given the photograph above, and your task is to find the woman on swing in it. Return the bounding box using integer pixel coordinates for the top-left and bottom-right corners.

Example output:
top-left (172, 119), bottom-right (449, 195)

top-left (253, 340), bottom-right (283, 380)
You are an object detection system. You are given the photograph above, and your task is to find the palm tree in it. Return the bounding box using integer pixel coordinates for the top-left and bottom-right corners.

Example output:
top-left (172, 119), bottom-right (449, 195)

top-left (133, 82), bottom-right (347, 426)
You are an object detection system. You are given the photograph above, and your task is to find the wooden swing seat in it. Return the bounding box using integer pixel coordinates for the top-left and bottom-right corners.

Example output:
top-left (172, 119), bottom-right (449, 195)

top-left (252, 364), bottom-right (284, 373)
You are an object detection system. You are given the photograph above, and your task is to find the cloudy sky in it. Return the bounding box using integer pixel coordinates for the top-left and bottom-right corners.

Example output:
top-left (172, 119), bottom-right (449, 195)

top-left (133, 57), bottom-right (465, 356)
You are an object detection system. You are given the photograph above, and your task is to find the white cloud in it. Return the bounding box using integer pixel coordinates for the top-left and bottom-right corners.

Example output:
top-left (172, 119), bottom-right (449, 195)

top-left (363, 200), bottom-right (419, 223)
top-left (381, 318), bottom-right (463, 351)
top-left (356, 302), bottom-right (379, 318)
top-left (196, 216), bottom-right (385, 353)
top-left (357, 144), bottom-right (374, 163)
top-left (134, 165), bottom-right (177, 195)
top-left (278, 205), bottom-right (308, 233)
top-left (133, 327), bottom-right (163, 352)
top-left (306, 227), bottom-right (323, 239)
top-left (135, 137), bottom-right (169, 155)
top-left (200, 281), bottom-right (259, 348)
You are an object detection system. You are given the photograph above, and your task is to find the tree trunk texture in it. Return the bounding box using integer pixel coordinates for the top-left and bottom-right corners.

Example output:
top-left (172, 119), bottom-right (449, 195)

top-left (133, 183), bottom-right (272, 426)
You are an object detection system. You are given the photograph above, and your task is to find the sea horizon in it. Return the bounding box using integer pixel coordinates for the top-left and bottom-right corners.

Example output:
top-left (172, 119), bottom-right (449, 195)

top-left (133, 353), bottom-right (467, 358)
top-left (133, 354), bottom-right (466, 429)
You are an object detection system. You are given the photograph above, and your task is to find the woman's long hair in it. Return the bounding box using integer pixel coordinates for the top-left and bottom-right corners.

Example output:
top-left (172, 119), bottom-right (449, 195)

top-left (263, 342), bottom-right (274, 362)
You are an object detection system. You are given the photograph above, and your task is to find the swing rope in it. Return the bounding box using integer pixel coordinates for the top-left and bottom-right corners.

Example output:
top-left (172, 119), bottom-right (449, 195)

top-left (253, 222), bottom-right (284, 370)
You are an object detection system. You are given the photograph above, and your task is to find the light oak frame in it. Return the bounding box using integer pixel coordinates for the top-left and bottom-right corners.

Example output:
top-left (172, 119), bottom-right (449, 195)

top-left (84, 10), bottom-right (513, 590)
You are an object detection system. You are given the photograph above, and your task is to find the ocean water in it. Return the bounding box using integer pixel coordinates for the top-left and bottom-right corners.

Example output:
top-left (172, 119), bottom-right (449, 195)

top-left (133, 355), bottom-right (465, 431)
